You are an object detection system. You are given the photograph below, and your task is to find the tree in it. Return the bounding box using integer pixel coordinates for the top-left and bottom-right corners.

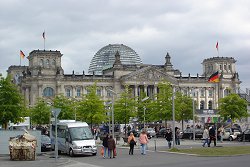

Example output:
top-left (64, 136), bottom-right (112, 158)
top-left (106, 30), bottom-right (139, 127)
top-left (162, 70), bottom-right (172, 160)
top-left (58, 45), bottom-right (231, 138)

top-left (218, 93), bottom-right (248, 126)
top-left (53, 95), bottom-right (75, 120)
top-left (175, 91), bottom-right (193, 130)
top-left (29, 98), bottom-right (51, 125)
top-left (77, 84), bottom-right (106, 130)
top-left (0, 75), bottom-right (26, 129)
top-left (114, 85), bottom-right (136, 137)
top-left (150, 81), bottom-right (173, 127)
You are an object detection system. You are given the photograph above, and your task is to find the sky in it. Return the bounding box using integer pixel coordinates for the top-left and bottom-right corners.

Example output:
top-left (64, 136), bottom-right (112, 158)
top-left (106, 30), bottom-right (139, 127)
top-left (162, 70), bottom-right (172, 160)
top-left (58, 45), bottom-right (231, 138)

top-left (0, 0), bottom-right (249, 92)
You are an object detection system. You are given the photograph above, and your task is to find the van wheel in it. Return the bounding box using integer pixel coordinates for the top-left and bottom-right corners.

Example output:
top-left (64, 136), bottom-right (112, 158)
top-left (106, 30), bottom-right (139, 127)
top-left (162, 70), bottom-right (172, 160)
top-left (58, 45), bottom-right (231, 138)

top-left (69, 148), bottom-right (74, 157)
top-left (229, 136), bottom-right (233, 141)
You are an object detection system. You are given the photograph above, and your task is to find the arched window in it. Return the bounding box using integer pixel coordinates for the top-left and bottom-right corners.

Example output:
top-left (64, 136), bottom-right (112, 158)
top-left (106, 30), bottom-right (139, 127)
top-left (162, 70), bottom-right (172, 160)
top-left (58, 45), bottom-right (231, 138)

top-left (200, 100), bottom-right (205, 109)
top-left (65, 88), bottom-right (71, 97)
top-left (46, 59), bottom-right (50, 67)
top-left (43, 87), bottom-right (54, 97)
top-left (208, 100), bottom-right (213, 109)
top-left (40, 59), bottom-right (44, 67)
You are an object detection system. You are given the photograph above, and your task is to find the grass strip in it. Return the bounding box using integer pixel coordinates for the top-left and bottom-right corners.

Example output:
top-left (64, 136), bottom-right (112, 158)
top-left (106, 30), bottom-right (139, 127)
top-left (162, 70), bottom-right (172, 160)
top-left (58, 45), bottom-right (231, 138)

top-left (170, 146), bottom-right (250, 156)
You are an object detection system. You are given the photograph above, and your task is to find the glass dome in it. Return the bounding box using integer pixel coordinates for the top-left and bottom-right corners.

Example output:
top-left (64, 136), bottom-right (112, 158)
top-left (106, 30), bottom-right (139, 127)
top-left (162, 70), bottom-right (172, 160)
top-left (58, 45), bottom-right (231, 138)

top-left (88, 44), bottom-right (142, 75)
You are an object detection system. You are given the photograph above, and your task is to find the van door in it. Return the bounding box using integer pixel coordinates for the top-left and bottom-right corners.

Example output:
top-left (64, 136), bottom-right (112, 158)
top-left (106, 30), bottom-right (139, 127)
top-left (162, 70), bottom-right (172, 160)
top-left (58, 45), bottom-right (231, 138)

top-left (65, 128), bottom-right (71, 154)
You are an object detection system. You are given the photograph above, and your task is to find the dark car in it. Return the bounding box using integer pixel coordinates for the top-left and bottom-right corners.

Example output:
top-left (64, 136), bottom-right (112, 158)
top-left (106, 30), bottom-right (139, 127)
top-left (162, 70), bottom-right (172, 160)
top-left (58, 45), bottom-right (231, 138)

top-left (156, 128), bottom-right (167, 138)
top-left (127, 129), bottom-right (139, 137)
top-left (181, 128), bottom-right (203, 140)
top-left (237, 129), bottom-right (250, 142)
top-left (41, 135), bottom-right (52, 152)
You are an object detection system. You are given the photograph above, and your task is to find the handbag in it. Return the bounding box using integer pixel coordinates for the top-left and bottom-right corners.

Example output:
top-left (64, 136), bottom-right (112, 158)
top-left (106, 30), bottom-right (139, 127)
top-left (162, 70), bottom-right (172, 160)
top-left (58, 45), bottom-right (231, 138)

top-left (114, 148), bottom-right (117, 156)
top-left (130, 139), bottom-right (136, 145)
top-left (100, 147), bottom-right (104, 156)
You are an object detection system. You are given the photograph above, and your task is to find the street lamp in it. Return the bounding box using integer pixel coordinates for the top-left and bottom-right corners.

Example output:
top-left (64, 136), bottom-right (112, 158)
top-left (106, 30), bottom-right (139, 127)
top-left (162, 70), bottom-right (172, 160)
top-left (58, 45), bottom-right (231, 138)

top-left (172, 86), bottom-right (175, 149)
top-left (141, 97), bottom-right (149, 129)
top-left (106, 89), bottom-right (117, 140)
top-left (191, 89), bottom-right (198, 141)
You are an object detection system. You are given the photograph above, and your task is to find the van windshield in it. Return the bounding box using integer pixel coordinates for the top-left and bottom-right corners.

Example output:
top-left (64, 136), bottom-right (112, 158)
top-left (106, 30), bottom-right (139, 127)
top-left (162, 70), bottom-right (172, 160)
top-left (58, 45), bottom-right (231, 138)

top-left (69, 127), bottom-right (93, 140)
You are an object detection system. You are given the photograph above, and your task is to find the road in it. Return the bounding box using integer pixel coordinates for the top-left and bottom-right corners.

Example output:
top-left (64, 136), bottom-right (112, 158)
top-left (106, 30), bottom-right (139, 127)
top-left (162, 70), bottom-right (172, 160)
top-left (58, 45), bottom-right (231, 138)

top-left (1, 138), bottom-right (250, 167)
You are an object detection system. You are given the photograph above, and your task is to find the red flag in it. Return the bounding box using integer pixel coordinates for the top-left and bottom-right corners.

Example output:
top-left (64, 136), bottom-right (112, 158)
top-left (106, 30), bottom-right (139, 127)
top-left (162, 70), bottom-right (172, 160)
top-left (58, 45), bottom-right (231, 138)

top-left (216, 41), bottom-right (219, 51)
top-left (20, 50), bottom-right (25, 59)
top-left (42, 31), bottom-right (45, 39)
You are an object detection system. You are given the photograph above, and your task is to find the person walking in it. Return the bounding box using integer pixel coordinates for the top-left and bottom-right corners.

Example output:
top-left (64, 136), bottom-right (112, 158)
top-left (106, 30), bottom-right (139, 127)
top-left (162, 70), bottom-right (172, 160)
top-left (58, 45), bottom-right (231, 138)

top-left (102, 133), bottom-right (109, 158)
top-left (128, 132), bottom-right (136, 155)
top-left (218, 125), bottom-right (225, 142)
top-left (139, 130), bottom-right (149, 155)
top-left (208, 126), bottom-right (216, 147)
top-left (107, 135), bottom-right (116, 158)
top-left (165, 128), bottom-right (172, 149)
top-left (175, 128), bottom-right (181, 145)
top-left (202, 126), bottom-right (209, 147)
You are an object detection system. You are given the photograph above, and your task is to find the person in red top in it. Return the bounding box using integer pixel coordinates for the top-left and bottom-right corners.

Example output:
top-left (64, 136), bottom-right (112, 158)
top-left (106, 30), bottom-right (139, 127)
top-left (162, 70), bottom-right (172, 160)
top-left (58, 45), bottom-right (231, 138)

top-left (139, 130), bottom-right (148, 155)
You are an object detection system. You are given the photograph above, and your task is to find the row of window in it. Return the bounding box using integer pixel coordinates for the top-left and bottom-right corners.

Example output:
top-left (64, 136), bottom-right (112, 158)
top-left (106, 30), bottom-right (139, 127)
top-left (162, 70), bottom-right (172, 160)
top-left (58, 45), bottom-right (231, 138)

top-left (39, 59), bottom-right (56, 68)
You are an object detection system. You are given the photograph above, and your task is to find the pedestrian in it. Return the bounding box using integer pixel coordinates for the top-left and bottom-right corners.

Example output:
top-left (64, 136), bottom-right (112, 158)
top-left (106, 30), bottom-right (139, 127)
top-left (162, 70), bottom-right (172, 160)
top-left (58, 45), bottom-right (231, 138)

top-left (202, 126), bottom-right (209, 147)
top-left (102, 133), bottom-right (109, 158)
top-left (208, 126), bottom-right (216, 147)
top-left (218, 125), bottom-right (225, 142)
top-left (165, 128), bottom-right (172, 149)
top-left (175, 128), bottom-right (181, 145)
top-left (107, 135), bottom-right (116, 158)
top-left (139, 130), bottom-right (149, 155)
top-left (128, 132), bottom-right (136, 155)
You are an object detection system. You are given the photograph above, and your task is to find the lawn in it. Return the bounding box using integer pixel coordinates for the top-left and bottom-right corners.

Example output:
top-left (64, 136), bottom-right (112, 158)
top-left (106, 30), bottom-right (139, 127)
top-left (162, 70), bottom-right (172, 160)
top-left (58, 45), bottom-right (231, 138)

top-left (170, 146), bottom-right (250, 156)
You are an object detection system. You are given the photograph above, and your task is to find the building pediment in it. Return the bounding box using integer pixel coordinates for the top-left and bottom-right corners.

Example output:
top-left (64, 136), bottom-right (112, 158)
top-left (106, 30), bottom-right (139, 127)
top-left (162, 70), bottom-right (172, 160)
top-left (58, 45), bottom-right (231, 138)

top-left (120, 66), bottom-right (178, 84)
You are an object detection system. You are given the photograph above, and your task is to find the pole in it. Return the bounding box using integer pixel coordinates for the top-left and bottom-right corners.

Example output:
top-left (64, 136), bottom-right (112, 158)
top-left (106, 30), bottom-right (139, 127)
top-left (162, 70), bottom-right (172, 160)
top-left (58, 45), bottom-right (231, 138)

top-left (112, 95), bottom-right (115, 140)
top-left (193, 96), bottom-right (196, 141)
top-left (55, 114), bottom-right (58, 162)
top-left (143, 106), bottom-right (146, 129)
top-left (172, 86), bottom-right (175, 148)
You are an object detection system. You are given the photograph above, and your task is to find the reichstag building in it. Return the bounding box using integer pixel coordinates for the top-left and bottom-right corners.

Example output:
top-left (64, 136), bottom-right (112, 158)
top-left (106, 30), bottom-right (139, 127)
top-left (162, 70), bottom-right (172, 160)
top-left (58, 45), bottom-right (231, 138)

top-left (7, 44), bottom-right (241, 122)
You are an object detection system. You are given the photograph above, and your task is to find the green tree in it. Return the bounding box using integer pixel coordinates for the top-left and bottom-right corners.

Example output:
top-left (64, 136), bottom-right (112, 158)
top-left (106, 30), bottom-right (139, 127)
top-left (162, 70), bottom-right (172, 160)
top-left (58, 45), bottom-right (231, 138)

top-left (0, 75), bottom-right (26, 129)
top-left (29, 98), bottom-right (51, 125)
top-left (150, 81), bottom-right (173, 127)
top-left (77, 84), bottom-right (106, 130)
top-left (175, 92), bottom-right (193, 130)
top-left (218, 93), bottom-right (248, 126)
top-left (114, 85), bottom-right (136, 137)
top-left (53, 95), bottom-right (75, 120)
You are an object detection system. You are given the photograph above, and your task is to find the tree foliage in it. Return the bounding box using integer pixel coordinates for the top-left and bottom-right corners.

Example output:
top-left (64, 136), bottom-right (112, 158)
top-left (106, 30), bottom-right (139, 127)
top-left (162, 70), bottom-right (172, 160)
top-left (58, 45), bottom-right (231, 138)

top-left (218, 93), bottom-right (248, 124)
top-left (29, 98), bottom-right (51, 125)
top-left (0, 75), bottom-right (26, 129)
top-left (175, 91), bottom-right (193, 130)
top-left (77, 84), bottom-right (106, 129)
top-left (53, 95), bottom-right (75, 120)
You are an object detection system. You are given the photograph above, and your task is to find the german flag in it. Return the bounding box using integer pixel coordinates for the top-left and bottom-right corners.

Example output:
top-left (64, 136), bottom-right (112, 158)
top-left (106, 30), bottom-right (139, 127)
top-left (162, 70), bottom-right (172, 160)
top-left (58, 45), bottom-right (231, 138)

top-left (20, 50), bottom-right (25, 59)
top-left (208, 71), bottom-right (219, 82)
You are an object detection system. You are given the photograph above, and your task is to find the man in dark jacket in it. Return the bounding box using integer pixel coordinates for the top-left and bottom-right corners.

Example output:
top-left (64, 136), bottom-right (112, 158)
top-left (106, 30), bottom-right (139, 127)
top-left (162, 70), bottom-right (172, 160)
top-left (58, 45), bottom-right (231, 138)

top-left (208, 126), bottom-right (216, 147)
top-left (102, 134), bottom-right (109, 158)
top-left (164, 128), bottom-right (172, 149)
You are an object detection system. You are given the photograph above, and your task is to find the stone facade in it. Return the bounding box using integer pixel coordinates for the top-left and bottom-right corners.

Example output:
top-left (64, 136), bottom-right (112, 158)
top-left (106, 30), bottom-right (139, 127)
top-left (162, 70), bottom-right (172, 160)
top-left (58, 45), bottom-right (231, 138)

top-left (7, 48), bottom-right (241, 113)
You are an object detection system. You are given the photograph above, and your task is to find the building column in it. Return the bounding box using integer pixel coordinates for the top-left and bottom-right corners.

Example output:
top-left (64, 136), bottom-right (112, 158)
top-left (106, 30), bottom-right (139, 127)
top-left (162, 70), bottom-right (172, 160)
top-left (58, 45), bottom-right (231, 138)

top-left (134, 85), bottom-right (138, 97)
top-left (144, 85), bottom-right (148, 96)
top-left (205, 88), bottom-right (208, 109)
top-left (25, 87), bottom-right (30, 105)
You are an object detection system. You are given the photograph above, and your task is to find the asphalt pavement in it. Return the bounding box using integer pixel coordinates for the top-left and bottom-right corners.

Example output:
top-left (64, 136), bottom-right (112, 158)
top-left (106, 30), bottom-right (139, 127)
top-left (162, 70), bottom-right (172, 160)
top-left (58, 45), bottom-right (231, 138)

top-left (0, 138), bottom-right (249, 167)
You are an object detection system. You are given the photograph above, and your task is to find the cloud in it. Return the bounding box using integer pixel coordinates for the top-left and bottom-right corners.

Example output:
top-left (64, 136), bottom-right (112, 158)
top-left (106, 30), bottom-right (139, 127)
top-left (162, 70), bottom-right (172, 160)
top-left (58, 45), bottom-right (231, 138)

top-left (0, 0), bottom-right (249, 91)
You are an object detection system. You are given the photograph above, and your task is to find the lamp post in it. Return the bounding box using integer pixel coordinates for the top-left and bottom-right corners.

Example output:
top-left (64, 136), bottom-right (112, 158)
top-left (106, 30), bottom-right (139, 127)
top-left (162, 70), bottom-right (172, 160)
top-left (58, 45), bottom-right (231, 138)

top-left (172, 86), bottom-right (175, 149)
top-left (191, 89), bottom-right (198, 141)
top-left (141, 97), bottom-right (149, 129)
top-left (106, 89), bottom-right (117, 140)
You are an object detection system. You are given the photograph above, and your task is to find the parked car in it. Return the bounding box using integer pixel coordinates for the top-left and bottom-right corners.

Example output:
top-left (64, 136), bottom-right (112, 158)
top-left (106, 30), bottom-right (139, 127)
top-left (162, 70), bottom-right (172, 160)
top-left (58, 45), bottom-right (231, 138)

top-left (223, 128), bottom-right (241, 141)
top-left (41, 135), bottom-right (52, 152)
top-left (156, 128), bottom-right (167, 138)
top-left (138, 128), bottom-right (153, 139)
top-left (181, 128), bottom-right (203, 139)
top-left (237, 129), bottom-right (250, 142)
top-left (146, 128), bottom-right (156, 137)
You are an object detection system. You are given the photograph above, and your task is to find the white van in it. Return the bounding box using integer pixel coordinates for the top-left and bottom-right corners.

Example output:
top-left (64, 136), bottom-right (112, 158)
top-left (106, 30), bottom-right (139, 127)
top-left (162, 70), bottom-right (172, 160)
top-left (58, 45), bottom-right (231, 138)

top-left (51, 120), bottom-right (97, 156)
